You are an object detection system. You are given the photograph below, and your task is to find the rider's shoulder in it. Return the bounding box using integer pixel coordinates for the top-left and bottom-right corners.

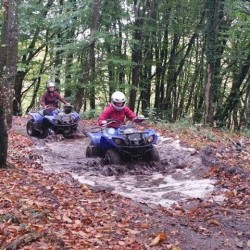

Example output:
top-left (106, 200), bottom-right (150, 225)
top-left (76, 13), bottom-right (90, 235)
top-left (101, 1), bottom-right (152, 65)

top-left (123, 105), bottom-right (132, 112)
top-left (105, 103), bottom-right (113, 110)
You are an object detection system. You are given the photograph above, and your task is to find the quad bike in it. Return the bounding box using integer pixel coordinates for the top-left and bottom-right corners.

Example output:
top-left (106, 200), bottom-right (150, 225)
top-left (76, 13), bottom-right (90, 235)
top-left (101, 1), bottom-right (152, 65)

top-left (26, 104), bottom-right (80, 138)
top-left (85, 117), bottom-right (160, 164)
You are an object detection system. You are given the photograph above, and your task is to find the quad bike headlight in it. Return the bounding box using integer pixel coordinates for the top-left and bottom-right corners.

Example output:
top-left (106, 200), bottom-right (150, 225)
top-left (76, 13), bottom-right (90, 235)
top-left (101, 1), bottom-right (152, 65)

top-left (147, 135), bottom-right (154, 143)
top-left (114, 138), bottom-right (122, 145)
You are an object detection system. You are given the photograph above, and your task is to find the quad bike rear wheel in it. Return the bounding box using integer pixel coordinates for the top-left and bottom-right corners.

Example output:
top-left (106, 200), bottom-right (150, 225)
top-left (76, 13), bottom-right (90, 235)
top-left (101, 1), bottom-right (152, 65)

top-left (104, 149), bottom-right (121, 164)
top-left (26, 119), bottom-right (38, 136)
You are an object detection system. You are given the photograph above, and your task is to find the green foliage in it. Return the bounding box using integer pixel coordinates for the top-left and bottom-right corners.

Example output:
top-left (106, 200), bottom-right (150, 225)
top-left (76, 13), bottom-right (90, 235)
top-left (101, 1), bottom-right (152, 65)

top-left (241, 128), bottom-right (250, 138)
top-left (13, 0), bottom-right (250, 130)
top-left (81, 109), bottom-right (99, 119)
top-left (145, 107), bottom-right (157, 120)
top-left (143, 108), bottom-right (165, 125)
top-left (202, 129), bottom-right (217, 142)
top-left (166, 117), bottom-right (192, 131)
top-left (17, 63), bottom-right (27, 72)
top-left (0, 9), bottom-right (4, 20)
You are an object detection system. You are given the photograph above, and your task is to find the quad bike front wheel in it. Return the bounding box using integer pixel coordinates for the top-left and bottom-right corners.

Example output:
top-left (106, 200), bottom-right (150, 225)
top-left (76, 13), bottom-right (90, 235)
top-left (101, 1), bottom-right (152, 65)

top-left (147, 145), bottom-right (160, 162)
top-left (63, 126), bottom-right (76, 138)
top-left (104, 149), bottom-right (121, 165)
top-left (26, 119), bottom-right (38, 136)
top-left (86, 145), bottom-right (98, 158)
top-left (63, 130), bottom-right (73, 138)
top-left (46, 127), bottom-right (56, 136)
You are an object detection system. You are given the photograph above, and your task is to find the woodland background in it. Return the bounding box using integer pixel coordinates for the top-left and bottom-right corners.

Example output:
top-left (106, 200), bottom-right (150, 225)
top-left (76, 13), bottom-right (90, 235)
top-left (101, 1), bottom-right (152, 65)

top-left (0, 2), bottom-right (250, 248)
top-left (0, 0), bottom-right (250, 165)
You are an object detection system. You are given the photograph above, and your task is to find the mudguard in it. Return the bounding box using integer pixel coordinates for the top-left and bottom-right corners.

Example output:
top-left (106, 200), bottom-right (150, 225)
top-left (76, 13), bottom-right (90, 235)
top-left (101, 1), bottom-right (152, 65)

top-left (28, 111), bottom-right (44, 123)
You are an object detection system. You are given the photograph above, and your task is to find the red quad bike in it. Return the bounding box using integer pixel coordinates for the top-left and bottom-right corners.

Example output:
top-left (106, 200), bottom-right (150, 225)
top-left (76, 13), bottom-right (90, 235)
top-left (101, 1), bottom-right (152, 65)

top-left (85, 118), bottom-right (160, 164)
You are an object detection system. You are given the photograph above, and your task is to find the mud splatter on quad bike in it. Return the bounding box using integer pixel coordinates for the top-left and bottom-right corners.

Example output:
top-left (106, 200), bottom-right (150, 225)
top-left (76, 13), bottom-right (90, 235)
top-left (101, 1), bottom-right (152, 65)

top-left (26, 104), bottom-right (80, 138)
top-left (85, 118), bottom-right (160, 164)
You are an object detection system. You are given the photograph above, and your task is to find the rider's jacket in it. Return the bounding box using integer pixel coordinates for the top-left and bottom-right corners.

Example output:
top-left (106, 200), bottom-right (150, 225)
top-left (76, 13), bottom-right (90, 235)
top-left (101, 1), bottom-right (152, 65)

top-left (98, 104), bottom-right (136, 128)
top-left (40, 91), bottom-right (66, 110)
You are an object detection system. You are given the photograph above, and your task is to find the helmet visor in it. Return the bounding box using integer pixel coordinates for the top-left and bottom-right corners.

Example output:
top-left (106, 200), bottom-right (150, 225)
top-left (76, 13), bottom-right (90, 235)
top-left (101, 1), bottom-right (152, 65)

top-left (114, 101), bottom-right (125, 107)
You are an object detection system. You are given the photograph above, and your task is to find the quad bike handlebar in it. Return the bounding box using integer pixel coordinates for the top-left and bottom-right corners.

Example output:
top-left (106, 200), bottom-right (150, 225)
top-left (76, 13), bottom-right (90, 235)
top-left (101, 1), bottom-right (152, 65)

top-left (88, 116), bottom-right (149, 133)
top-left (101, 116), bottom-right (147, 126)
top-left (99, 116), bottom-right (148, 129)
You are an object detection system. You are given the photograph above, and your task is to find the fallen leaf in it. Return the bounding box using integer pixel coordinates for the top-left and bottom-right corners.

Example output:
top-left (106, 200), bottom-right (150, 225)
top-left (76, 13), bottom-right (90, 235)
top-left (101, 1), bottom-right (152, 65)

top-left (63, 215), bottom-right (73, 223)
top-left (208, 165), bottom-right (219, 175)
top-left (124, 228), bottom-right (140, 234)
top-left (171, 246), bottom-right (181, 250)
top-left (149, 232), bottom-right (167, 246)
top-left (235, 239), bottom-right (244, 248)
top-left (199, 226), bottom-right (208, 232)
top-left (207, 219), bottom-right (220, 226)
top-left (81, 184), bottom-right (89, 192)
top-left (3, 196), bottom-right (13, 203)
top-left (118, 241), bottom-right (126, 246)
top-left (247, 240), bottom-right (250, 247)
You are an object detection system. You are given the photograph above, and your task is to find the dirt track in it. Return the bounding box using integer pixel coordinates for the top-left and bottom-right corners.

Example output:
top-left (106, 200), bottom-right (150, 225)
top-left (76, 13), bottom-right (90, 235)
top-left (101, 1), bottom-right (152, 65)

top-left (10, 116), bottom-right (250, 250)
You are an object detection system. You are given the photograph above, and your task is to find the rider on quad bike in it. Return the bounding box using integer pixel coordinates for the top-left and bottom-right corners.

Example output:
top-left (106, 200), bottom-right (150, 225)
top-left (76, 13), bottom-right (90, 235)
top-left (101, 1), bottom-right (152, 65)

top-left (86, 91), bottom-right (160, 164)
top-left (40, 81), bottom-right (67, 115)
top-left (98, 91), bottom-right (139, 128)
top-left (26, 81), bottom-right (79, 138)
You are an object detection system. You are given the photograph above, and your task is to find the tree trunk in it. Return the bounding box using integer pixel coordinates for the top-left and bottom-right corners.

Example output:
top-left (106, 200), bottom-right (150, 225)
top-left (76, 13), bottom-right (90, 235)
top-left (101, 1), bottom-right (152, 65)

top-left (13, 0), bottom-right (53, 115)
top-left (246, 92), bottom-right (250, 129)
top-left (129, 0), bottom-right (143, 111)
top-left (214, 52), bottom-right (250, 126)
top-left (0, 106), bottom-right (8, 167)
top-left (5, 0), bottom-right (18, 128)
top-left (0, 0), bottom-right (18, 167)
top-left (0, 0), bottom-right (8, 167)
top-left (75, 0), bottom-right (101, 111)
top-left (205, 64), bottom-right (213, 125)
top-left (204, 0), bottom-right (227, 126)
top-left (164, 33), bottom-right (179, 121)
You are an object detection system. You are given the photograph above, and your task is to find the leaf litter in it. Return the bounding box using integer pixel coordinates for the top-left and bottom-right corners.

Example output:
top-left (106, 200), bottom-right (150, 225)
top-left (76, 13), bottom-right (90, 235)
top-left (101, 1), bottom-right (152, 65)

top-left (0, 116), bottom-right (249, 249)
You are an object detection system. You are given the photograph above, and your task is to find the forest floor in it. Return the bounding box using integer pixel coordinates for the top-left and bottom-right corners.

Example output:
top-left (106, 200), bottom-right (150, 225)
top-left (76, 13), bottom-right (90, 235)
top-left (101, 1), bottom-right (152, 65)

top-left (0, 116), bottom-right (249, 250)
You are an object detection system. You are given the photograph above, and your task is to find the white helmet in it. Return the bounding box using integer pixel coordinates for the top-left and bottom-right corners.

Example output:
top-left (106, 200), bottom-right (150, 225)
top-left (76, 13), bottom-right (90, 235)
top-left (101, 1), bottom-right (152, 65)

top-left (111, 91), bottom-right (126, 111)
top-left (47, 81), bottom-right (56, 88)
top-left (46, 81), bottom-right (56, 92)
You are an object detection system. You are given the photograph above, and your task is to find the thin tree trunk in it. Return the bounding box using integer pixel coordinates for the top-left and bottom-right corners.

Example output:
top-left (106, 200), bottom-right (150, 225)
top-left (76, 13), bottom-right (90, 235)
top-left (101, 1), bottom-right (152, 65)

top-left (13, 0), bottom-right (53, 115)
top-left (204, 0), bottom-right (225, 126)
top-left (5, 0), bottom-right (19, 128)
top-left (0, 106), bottom-right (8, 167)
top-left (205, 64), bottom-right (213, 125)
top-left (164, 33), bottom-right (179, 120)
top-left (0, 0), bottom-right (8, 167)
top-left (75, 0), bottom-right (101, 111)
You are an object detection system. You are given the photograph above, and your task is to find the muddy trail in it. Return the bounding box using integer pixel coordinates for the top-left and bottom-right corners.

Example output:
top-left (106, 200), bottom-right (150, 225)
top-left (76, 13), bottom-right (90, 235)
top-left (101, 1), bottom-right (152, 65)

top-left (11, 116), bottom-right (250, 249)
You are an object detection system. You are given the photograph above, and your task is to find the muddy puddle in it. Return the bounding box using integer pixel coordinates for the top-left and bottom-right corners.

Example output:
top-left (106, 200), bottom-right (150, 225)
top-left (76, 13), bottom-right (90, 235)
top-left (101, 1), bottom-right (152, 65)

top-left (32, 133), bottom-right (222, 208)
